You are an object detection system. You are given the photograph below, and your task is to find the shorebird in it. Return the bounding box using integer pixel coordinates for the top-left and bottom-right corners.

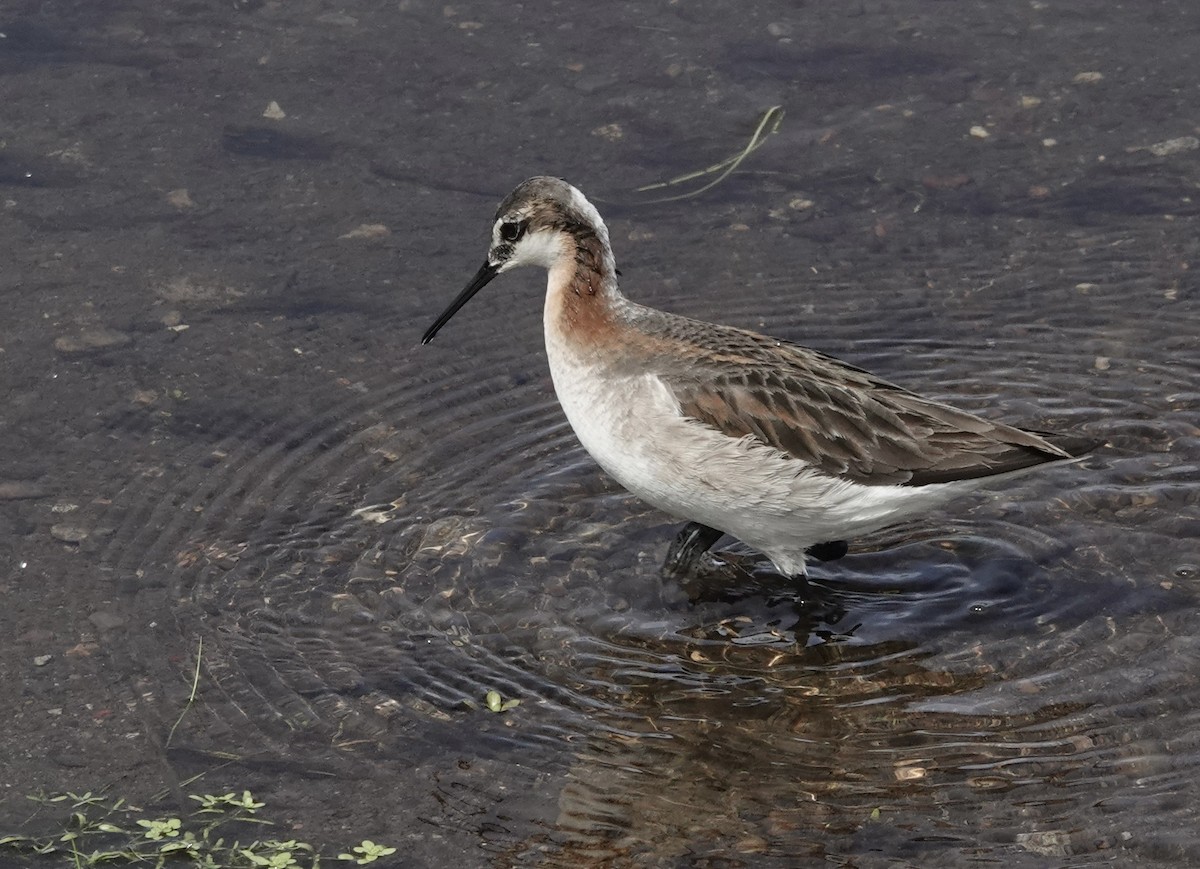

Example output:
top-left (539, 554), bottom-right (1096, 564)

top-left (422, 177), bottom-right (1094, 578)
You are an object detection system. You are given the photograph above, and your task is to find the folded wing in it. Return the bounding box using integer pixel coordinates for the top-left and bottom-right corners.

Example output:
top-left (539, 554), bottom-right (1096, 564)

top-left (649, 321), bottom-right (1080, 487)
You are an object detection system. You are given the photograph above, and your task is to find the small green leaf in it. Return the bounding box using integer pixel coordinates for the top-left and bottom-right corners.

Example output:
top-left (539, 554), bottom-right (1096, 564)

top-left (232, 790), bottom-right (266, 812)
top-left (485, 690), bottom-right (503, 712)
top-left (339, 840), bottom-right (398, 864)
top-left (86, 850), bottom-right (130, 863)
top-left (137, 817), bottom-right (181, 840)
top-left (160, 839), bottom-right (200, 855)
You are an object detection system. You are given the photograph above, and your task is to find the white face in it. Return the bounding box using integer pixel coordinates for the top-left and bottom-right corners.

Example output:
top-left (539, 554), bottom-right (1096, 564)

top-left (491, 221), bottom-right (565, 272)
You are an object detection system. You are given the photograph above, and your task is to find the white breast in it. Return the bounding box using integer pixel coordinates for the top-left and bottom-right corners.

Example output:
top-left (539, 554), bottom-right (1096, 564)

top-left (542, 321), bottom-right (966, 575)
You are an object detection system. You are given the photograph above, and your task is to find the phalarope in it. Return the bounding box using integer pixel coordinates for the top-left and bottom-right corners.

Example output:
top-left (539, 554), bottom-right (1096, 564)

top-left (422, 177), bottom-right (1094, 578)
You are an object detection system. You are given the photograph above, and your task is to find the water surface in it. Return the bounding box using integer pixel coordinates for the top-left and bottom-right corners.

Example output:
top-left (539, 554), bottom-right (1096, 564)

top-left (2, 1), bottom-right (1198, 866)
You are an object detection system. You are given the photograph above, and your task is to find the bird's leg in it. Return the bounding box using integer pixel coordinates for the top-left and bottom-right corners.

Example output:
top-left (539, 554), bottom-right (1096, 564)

top-left (663, 522), bottom-right (725, 575)
top-left (805, 540), bottom-right (848, 562)
top-left (664, 523), bottom-right (848, 580)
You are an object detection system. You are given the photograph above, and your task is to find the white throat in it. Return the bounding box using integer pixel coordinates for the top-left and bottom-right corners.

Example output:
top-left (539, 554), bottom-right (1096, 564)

top-left (501, 229), bottom-right (565, 271)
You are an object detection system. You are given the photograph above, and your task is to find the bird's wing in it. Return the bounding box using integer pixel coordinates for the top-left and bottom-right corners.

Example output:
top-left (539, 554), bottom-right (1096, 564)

top-left (651, 325), bottom-right (1072, 486)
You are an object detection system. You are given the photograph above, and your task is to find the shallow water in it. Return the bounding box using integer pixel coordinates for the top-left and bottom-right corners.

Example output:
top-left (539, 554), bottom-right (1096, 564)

top-left (3, 0), bottom-right (1199, 866)
top-left (91, 247), bottom-right (1198, 865)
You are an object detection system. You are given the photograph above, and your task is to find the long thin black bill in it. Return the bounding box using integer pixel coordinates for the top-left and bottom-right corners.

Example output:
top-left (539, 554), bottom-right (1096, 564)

top-left (421, 261), bottom-right (499, 344)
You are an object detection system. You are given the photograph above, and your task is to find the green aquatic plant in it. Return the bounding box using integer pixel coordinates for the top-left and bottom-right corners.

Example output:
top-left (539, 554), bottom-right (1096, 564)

top-left (336, 840), bottom-right (396, 864)
top-left (0, 789), bottom-right (395, 867)
top-left (484, 690), bottom-right (520, 713)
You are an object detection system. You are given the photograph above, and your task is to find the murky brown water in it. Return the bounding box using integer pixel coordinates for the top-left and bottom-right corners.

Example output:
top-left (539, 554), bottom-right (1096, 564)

top-left (3, 1), bottom-right (1199, 866)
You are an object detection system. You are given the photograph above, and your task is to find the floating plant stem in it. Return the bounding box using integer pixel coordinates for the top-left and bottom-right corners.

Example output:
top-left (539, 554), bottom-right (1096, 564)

top-left (635, 105), bottom-right (784, 202)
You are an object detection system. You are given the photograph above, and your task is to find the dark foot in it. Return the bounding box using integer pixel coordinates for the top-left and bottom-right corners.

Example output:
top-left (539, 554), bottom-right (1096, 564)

top-left (663, 522), bottom-right (724, 575)
top-left (805, 540), bottom-right (848, 562)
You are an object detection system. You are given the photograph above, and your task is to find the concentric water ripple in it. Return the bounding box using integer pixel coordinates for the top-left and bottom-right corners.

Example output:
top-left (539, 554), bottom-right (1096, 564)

top-left (80, 201), bottom-right (1200, 865)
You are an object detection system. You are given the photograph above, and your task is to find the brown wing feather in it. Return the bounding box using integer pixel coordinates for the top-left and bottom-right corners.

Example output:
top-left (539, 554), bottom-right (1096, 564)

top-left (637, 314), bottom-right (1078, 487)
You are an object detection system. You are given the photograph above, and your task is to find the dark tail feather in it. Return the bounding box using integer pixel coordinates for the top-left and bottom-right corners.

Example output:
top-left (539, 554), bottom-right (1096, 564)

top-left (905, 430), bottom-right (1101, 486)
top-left (1037, 432), bottom-right (1104, 459)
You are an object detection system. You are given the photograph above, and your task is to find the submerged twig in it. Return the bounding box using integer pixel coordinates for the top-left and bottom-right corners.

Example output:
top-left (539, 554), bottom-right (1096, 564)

top-left (166, 636), bottom-right (203, 746)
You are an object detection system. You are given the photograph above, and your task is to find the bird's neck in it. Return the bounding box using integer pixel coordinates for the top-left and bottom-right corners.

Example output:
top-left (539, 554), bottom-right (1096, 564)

top-left (544, 232), bottom-right (623, 354)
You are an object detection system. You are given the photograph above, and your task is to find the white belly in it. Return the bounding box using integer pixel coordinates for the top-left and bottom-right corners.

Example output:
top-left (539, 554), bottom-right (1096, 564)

top-left (543, 335), bottom-right (963, 575)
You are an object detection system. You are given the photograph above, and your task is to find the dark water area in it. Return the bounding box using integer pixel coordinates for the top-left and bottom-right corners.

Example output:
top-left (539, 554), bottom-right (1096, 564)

top-left (1, 1), bottom-right (1198, 866)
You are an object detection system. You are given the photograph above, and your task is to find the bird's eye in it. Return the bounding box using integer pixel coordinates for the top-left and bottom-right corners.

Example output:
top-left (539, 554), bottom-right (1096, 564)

top-left (499, 220), bottom-right (526, 243)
